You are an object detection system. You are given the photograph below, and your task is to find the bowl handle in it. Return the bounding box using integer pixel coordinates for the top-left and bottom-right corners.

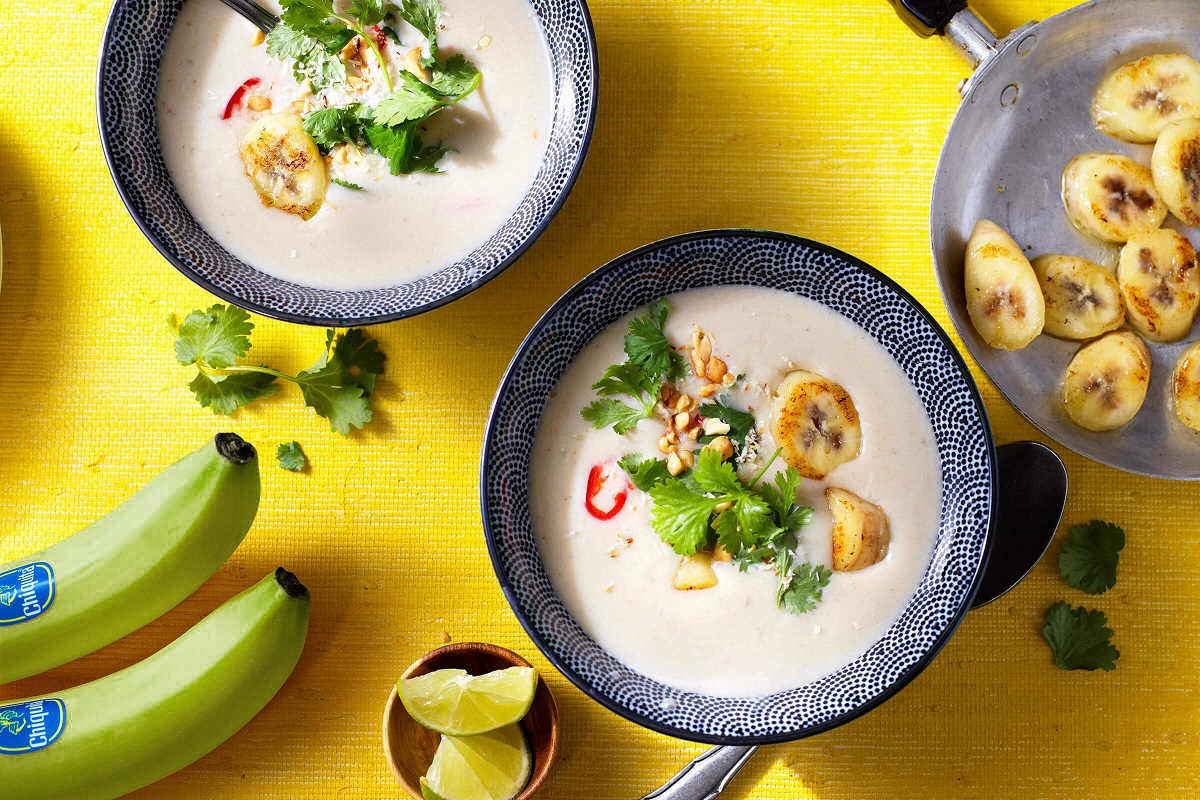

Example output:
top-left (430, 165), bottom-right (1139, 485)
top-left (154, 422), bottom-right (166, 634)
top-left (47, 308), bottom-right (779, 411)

top-left (639, 746), bottom-right (758, 800)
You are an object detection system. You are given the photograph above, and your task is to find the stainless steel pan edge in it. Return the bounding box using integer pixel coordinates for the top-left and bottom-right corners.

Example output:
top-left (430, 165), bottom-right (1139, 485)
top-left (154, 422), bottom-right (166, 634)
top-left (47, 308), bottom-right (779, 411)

top-left (929, 0), bottom-right (1200, 480)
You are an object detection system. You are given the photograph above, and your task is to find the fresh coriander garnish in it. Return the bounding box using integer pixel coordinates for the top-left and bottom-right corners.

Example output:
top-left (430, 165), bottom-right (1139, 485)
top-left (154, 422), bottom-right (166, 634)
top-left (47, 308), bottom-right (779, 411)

top-left (276, 441), bottom-right (308, 472)
top-left (647, 448), bottom-right (823, 614)
top-left (268, 0), bottom-right (396, 92)
top-left (624, 299), bottom-right (688, 382)
top-left (1058, 520), bottom-right (1124, 595)
top-left (1042, 601), bottom-right (1119, 671)
top-left (618, 453), bottom-right (672, 493)
top-left (331, 177), bottom-right (365, 190)
top-left (171, 304), bottom-right (386, 434)
top-left (580, 300), bottom-right (689, 435)
top-left (581, 364), bottom-right (662, 435)
top-left (395, 0), bottom-right (441, 59)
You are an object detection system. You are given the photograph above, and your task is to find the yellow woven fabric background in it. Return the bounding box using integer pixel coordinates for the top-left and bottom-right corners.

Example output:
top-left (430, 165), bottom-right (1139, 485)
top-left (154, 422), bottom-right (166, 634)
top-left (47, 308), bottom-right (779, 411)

top-left (1, 0), bottom-right (1197, 796)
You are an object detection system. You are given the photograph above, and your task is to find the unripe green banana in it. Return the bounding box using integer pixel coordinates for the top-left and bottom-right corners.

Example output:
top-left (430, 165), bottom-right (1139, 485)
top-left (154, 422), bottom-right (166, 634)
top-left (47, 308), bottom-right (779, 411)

top-left (0, 568), bottom-right (310, 799)
top-left (0, 433), bottom-right (260, 683)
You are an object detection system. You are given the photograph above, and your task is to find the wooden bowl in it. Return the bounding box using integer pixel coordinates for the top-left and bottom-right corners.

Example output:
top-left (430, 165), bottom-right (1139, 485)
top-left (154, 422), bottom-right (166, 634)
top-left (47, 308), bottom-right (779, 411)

top-left (382, 643), bottom-right (559, 800)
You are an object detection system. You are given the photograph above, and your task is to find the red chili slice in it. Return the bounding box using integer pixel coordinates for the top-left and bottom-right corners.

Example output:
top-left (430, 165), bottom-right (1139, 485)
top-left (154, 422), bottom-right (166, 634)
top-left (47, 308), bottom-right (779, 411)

top-left (585, 459), bottom-right (631, 521)
top-left (221, 77), bottom-right (263, 120)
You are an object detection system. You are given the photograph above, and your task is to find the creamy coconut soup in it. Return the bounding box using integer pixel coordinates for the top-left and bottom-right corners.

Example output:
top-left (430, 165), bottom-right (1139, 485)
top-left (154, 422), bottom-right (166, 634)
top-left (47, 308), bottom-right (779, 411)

top-left (157, 0), bottom-right (553, 291)
top-left (530, 287), bottom-right (943, 697)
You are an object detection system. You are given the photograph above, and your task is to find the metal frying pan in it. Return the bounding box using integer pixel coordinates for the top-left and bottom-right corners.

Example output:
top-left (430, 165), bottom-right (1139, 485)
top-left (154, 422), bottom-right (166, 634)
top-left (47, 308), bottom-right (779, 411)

top-left (900, 0), bottom-right (1200, 480)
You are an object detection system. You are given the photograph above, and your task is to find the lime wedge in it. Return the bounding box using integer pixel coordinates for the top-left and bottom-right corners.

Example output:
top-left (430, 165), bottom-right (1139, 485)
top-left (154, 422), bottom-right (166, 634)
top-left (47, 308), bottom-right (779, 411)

top-left (399, 666), bottom-right (537, 736)
top-left (419, 725), bottom-right (532, 800)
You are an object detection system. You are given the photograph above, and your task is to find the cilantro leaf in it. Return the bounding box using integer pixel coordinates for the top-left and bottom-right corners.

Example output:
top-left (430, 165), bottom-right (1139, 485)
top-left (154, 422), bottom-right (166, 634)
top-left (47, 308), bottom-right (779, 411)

top-left (395, 0), bottom-right (441, 55)
top-left (592, 362), bottom-right (658, 401)
top-left (624, 299), bottom-right (687, 381)
top-left (618, 453), bottom-right (671, 493)
top-left (1058, 520), bottom-right (1125, 595)
top-left (409, 139), bottom-right (454, 173)
top-left (430, 54), bottom-right (481, 98)
top-left (648, 479), bottom-right (719, 556)
top-left (173, 304), bottom-right (255, 370)
top-left (780, 563), bottom-right (832, 614)
top-left (295, 329), bottom-right (386, 434)
top-left (580, 399), bottom-right (650, 436)
top-left (698, 400), bottom-right (755, 450)
top-left (188, 370), bottom-right (278, 415)
top-left (758, 468), bottom-right (812, 532)
top-left (347, 0), bottom-right (396, 27)
top-left (278, 0), bottom-right (355, 50)
top-left (303, 105), bottom-right (370, 150)
top-left (373, 73), bottom-right (446, 125)
top-left (1043, 601), bottom-right (1119, 671)
top-left (380, 24), bottom-right (404, 45)
top-left (364, 123), bottom-right (415, 174)
top-left (266, 23), bottom-right (348, 91)
top-left (689, 447), bottom-right (743, 495)
top-left (332, 178), bottom-right (365, 190)
top-left (276, 441), bottom-right (308, 472)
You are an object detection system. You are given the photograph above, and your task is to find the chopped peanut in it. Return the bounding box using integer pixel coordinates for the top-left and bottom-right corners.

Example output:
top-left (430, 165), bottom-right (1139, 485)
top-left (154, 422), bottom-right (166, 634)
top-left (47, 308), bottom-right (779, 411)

top-left (673, 411), bottom-right (690, 429)
top-left (672, 395), bottom-right (690, 414)
top-left (698, 383), bottom-right (720, 398)
top-left (678, 449), bottom-right (695, 470)
top-left (714, 500), bottom-right (733, 513)
top-left (705, 357), bottom-right (728, 383)
top-left (405, 48), bottom-right (431, 82)
top-left (686, 426), bottom-right (701, 442)
top-left (658, 436), bottom-right (673, 454)
top-left (251, 29), bottom-right (266, 47)
top-left (667, 452), bottom-right (685, 476)
top-left (702, 418), bottom-right (731, 436)
top-left (246, 95), bottom-right (272, 112)
top-left (706, 436), bottom-right (735, 461)
top-left (722, 372), bottom-right (736, 387)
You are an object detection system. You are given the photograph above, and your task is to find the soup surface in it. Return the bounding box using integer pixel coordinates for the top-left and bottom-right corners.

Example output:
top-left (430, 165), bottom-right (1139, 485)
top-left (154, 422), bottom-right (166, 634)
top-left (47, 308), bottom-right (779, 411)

top-left (530, 286), bottom-right (943, 697)
top-left (157, 0), bottom-right (553, 291)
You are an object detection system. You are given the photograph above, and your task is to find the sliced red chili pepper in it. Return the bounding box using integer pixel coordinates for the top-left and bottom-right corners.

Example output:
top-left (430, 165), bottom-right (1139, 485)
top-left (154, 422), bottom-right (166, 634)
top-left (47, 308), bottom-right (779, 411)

top-left (222, 77), bottom-right (263, 120)
top-left (585, 459), bottom-right (631, 521)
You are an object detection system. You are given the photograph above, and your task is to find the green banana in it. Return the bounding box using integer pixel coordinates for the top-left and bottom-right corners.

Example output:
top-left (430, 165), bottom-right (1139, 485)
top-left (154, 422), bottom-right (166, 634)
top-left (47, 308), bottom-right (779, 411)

top-left (1, 568), bottom-right (310, 799)
top-left (0, 433), bottom-right (260, 683)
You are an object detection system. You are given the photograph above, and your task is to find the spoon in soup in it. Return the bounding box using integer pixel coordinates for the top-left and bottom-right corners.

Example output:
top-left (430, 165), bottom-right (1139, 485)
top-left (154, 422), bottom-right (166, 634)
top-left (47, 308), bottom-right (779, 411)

top-left (640, 440), bottom-right (1068, 800)
top-left (217, 0), bottom-right (278, 33)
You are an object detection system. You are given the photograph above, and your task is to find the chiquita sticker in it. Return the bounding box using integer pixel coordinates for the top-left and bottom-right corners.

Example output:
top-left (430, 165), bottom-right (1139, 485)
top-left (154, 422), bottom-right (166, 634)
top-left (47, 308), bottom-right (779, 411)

top-left (0, 699), bottom-right (65, 754)
top-left (0, 562), bottom-right (56, 626)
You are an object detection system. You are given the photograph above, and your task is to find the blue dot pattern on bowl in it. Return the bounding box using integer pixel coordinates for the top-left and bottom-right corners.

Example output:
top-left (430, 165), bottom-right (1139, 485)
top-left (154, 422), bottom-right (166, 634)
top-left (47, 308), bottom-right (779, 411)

top-left (481, 230), bottom-right (996, 744)
top-left (97, 0), bottom-right (597, 326)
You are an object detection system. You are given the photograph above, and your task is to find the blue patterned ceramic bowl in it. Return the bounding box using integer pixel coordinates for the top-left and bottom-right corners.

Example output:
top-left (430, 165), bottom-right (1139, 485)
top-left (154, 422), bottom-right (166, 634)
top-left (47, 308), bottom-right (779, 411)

top-left (481, 230), bottom-right (998, 744)
top-left (97, 0), bottom-right (597, 326)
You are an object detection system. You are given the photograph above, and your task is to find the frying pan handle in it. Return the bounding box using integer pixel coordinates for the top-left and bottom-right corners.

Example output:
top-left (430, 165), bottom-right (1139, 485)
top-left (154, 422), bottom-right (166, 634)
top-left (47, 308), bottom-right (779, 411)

top-left (888, 0), bottom-right (967, 36)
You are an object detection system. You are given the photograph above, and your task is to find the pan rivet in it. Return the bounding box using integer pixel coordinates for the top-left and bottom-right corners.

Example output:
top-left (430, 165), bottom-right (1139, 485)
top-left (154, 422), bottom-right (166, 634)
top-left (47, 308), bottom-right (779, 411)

top-left (1016, 34), bottom-right (1037, 55)
top-left (1000, 84), bottom-right (1020, 107)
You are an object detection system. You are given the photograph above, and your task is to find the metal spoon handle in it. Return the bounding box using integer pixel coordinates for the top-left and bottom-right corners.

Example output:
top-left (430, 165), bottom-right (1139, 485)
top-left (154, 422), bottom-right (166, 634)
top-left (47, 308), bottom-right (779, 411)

top-left (640, 746), bottom-right (758, 800)
top-left (217, 0), bottom-right (279, 33)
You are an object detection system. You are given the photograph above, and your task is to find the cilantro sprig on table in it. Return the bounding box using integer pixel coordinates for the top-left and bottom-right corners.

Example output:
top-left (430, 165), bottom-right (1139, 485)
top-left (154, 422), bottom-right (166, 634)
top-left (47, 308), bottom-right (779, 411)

top-left (581, 300), bottom-right (687, 435)
top-left (171, 304), bottom-right (386, 435)
top-left (276, 441), bottom-right (309, 472)
top-left (267, 0), bottom-right (481, 176)
top-left (1043, 601), bottom-right (1119, 671)
top-left (1040, 520), bottom-right (1125, 672)
top-left (1058, 520), bottom-right (1124, 596)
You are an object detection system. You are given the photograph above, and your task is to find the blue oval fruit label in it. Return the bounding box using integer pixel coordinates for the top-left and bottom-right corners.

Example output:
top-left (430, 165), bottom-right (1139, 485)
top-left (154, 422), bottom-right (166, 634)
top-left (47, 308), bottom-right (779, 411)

top-left (0, 562), bottom-right (55, 626)
top-left (0, 699), bottom-right (65, 754)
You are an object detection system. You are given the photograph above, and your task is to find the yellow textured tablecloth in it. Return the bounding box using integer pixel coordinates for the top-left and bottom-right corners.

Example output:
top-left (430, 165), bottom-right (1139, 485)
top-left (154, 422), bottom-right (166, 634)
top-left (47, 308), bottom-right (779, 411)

top-left (1, 0), bottom-right (1197, 796)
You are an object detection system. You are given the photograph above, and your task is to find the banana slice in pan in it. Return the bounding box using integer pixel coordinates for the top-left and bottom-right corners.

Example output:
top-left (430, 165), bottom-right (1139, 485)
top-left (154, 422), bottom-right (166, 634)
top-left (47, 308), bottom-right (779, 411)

top-left (964, 220), bottom-right (1045, 350)
top-left (1151, 118), bottom-right (1200, 226)
top-left (771, 370), bottom-right (861, 480)
top-left (1061, 331), bottom-right (1152, 432)
top-left (1117, 228), bottom-right (1200, 343)
top-left (1032, 254), bottom-right (1125, 340)
top-left (1093, 53), bottom-right (1200, 144)
top-left (239, 113), bottom-right (329, 221)
top-left (1062, 153), bottom-right (1167, 243)
top-left (1174, 340), bottom-right (1200, 433)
